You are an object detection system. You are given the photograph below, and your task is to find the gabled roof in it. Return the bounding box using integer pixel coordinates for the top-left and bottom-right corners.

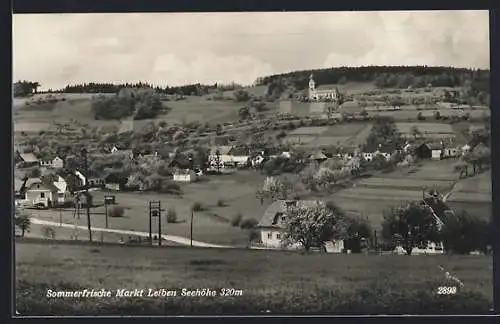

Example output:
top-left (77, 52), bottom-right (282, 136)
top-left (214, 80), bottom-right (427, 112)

top-left (25, 179), bottom-right (59, 192)
top-left (228, 146), bottom-right (250, 156)
top-left (258, 200), bottom-right (323, 228)
top-left (426, 143), bottom-right (443, 150)
top-left (210, 146), bottom-right (232, 155)
top-left (19, 153), bottom-right (39, 163)
top-left (309, 151), bottom-right (328, 160)
top-left (173, 168), bottom-right (195, 175)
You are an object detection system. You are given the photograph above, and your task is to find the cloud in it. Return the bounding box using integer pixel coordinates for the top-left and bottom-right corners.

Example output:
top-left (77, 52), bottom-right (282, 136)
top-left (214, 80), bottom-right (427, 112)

top-left (13, 11), bottom-right (489, 90)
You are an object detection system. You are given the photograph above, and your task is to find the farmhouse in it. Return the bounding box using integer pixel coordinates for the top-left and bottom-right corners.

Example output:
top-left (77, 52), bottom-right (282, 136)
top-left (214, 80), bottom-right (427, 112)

top-left (208, 146), bottom-right (233, 169)
top-left (17, 153), bottom-right (39, 168)
top-left (24, 178), bottom-right (59, 208)
top-left (255, 200), bottom-right (344, 252)
top-left (39, 156), bottom-right (64, 169)
top-left (75, 170), bottom-right (104, 188)
top-left (308, 74), bottom-right (340, 102)
top-left (173, 169), bottom-right (197, 183)
top-left (104, 173), bottom-right (127, 191)
top-left (228, 146), bottom-right (251, 167)
top-left (309, 151), bottom-right (328, 163)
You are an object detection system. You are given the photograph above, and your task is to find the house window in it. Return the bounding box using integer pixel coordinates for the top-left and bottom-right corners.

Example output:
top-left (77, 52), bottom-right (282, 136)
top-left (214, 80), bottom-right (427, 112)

top-left (267, 233), bottom-right (272, 239)
top-left (40, 192), bottom-right (45, 198)
top-left (276, 233), bottom-right (281, 239)
top-left (58, 193), bottom-right (64, 198)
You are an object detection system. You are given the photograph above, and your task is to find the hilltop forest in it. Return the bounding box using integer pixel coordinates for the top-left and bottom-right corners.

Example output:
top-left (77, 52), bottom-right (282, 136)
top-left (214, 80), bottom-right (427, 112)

top-left (15, 66), bottom-right (489, 104)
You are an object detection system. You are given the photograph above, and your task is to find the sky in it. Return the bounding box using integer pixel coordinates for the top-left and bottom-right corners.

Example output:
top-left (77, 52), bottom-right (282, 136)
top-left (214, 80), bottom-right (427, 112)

top-left (13, 11), bottom-right (490, 91)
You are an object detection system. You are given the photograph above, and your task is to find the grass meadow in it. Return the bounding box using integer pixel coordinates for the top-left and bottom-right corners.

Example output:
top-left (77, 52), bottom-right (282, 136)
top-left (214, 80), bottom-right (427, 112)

top-left (26, 171), bottom-right (270, 247)
top-left (15, 240), bottom-right (493, 315)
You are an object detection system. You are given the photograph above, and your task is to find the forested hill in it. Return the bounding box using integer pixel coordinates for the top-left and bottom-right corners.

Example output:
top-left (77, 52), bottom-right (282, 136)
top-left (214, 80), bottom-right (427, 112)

top-left (255, 66), bottom-right (490, 93)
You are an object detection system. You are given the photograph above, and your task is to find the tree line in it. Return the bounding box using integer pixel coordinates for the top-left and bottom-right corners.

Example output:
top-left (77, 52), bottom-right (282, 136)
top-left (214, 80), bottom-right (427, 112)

top-left (47, 82), bottom-right (244, 96)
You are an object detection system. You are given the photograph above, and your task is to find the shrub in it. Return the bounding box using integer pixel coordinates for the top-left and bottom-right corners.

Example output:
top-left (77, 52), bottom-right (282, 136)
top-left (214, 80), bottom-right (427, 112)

top-left (192, 202), bottom-right (203, 212)
top-left (240, 217), bottom-right (259, 229)
top-left (217, 199), bottom-right (227, 207)
top-left (108, 205), bottom-right (125, 218)
top-left (248, 229), bottom-right (260, 243)
top-left (159, 181), bottom-right (182, 195)
top-left (231, 213), bottom-right (243, 227)
top-left (41, 226), bottom-right (56, 239)
top-left (166, 208), bottom-right (177, 223)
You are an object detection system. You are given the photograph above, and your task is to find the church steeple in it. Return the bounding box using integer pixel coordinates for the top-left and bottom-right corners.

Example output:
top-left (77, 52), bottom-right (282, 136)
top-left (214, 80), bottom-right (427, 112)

top-left (308, 73), bottom-right (315, 91)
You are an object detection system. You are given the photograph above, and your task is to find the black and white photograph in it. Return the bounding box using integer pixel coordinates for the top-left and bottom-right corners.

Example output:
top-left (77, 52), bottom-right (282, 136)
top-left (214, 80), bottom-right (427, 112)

top-left (13, 10), bottom-right (493, 315)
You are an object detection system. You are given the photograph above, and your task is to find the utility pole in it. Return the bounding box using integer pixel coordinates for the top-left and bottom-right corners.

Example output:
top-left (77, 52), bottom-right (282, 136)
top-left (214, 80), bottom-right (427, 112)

top-left (104, 195), bottom-right (112, 229)
top-left (81, 148), bottom-right (92, 242)
top-left (148, 201), bottom-right (163, 246)
top-left (158, 201), bottom-right (162, 246)
top-left (190, 208), bottom-right (194, 247)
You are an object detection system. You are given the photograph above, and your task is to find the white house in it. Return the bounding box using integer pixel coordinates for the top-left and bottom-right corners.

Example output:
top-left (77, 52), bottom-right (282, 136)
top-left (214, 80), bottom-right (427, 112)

top-left (173, 169), bottom-right (197, 183)
top-left (39, 156), bottom-right (64, 169)
top-left (255, 200), bottom-right (344, 252)
top-left (24, 179), bottom-right (59, 208)
top-left (362, 152), bottom-right (374, 162)
top-left (74, 170), bottom-right (104, 188)
top-left (427, 143), bottom-right (443, 160)
top-left (228, 146), bottom-right (251, 167)
top-left (208, 146), bottom-right (233, 169)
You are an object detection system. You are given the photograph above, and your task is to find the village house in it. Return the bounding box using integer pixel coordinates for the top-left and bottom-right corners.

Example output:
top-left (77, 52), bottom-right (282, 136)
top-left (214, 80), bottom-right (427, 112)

top-left (227, 146), bottom-right (251, 167)
top-left (109, 146), bottom-right (134, 160)
top-left (309, 151), bottom-right (328, 164)
top-left (255, 200), bottom-right (344, 252)
top-left (208, 145), bottom-right (233, 169)
top-left (39, 156), bottom-right (64, 169)
top-left (24, 178), bottom-right (59, 208)
top-left (173, 169), bottom-right (197, 183)
top-left (75, 170), bottom-right (104, 188)
top-left (104, 173), bottom-right (127, 191)
top-left (17, 152), bottom-right (39, 168)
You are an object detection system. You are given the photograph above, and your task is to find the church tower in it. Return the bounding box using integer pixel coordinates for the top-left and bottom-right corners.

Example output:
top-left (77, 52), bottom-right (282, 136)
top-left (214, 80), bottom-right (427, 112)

top-left (308, 73), bottom-right (316, 99)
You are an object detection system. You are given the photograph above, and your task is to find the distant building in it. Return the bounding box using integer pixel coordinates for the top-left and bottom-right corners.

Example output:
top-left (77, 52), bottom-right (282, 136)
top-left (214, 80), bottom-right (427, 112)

top-left (173, 169), bottom-right (197, 183)
top-left (39, 156), bottom-right (64, 169)
top-left (17, 153), bottom-right (39, 168)
top-left (308, 74), bottom-right (340, 102)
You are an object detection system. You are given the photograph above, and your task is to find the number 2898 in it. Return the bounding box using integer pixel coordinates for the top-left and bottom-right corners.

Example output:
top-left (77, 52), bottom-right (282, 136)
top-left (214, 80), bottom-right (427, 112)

top-left (437, 286), bottom-right (457, 295)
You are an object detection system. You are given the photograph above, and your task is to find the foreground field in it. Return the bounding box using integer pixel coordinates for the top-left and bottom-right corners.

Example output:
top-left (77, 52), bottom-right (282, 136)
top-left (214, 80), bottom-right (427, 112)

top-left (15, 241), bottom-right (493, 315)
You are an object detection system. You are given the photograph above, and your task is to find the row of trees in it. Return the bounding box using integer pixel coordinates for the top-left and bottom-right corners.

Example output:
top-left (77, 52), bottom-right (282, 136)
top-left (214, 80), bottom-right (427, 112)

top-left (53, 82), bottom-right (244, 96)
top-left (275, 197), bottom-right (491, 255)
top-left (13, 80), bottom-right (41, 97)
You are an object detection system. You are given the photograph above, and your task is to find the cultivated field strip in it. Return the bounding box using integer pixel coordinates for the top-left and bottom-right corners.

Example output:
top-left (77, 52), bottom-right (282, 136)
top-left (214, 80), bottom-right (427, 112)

top-left (336, 187), bottom-right (423, 201)
top-left (357, 177), bottom-right (455, 190)
top-left (446, 192), bottom-right (492, 203)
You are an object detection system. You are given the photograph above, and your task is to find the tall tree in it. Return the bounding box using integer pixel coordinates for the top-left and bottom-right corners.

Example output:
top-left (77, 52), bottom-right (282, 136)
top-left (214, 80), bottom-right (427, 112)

top-left (381, 202), bottom-right (440, 255)
top-left (282, 201), bottom-right (348, 251)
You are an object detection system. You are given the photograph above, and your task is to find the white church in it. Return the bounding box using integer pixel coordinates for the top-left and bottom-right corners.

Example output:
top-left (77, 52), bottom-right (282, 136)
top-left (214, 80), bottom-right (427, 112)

top-left (308, 73), bottom-right (340, 102)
